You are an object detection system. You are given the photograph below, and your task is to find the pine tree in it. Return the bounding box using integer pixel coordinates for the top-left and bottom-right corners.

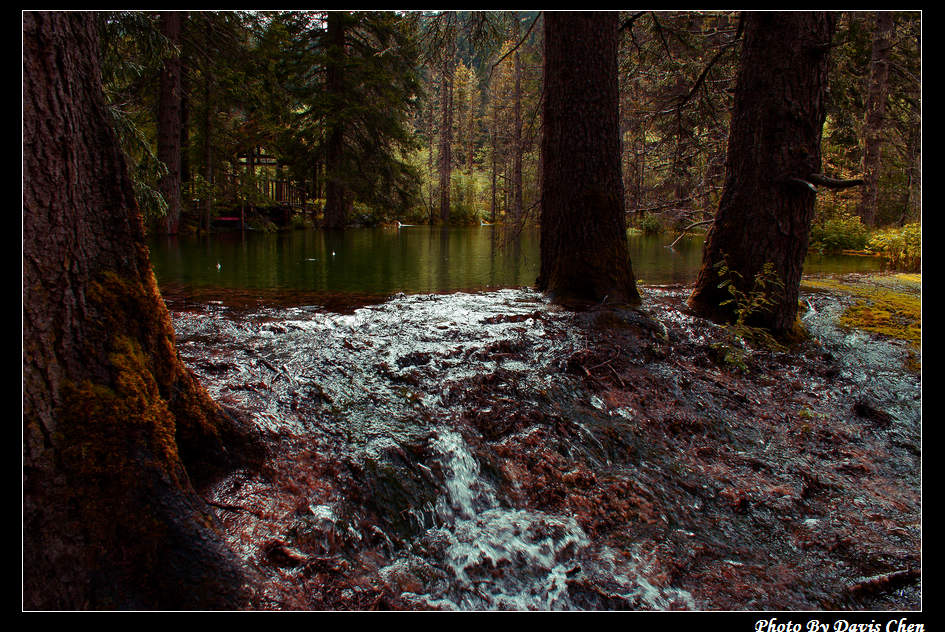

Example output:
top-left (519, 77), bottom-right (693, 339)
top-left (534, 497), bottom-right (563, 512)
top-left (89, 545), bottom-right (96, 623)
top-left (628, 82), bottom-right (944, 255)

top-left (688, 12), bottom-right (838, 333)
top-left (24, 11), bottom-right (250, 608)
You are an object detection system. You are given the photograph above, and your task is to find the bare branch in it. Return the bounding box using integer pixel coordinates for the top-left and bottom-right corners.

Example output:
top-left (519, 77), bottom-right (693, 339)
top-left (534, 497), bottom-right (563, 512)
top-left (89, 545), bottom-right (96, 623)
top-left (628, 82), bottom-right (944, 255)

top-left (807, 173), bottom-right (865, 189)
top-left (619, 11), bottom-right (646, 33)
top-left (487, 12), bottom-right (541, 84)
top-left (668, 219), bottom-right (714, 249)
top-left (675, 14), bottom-right (743, 110)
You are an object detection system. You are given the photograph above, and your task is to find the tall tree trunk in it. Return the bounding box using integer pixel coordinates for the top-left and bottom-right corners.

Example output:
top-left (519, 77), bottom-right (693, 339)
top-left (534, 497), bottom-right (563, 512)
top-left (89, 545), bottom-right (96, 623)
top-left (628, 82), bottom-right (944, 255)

top-left (688, 11), bottom-right (837, 334)
top-left (202, 70), bottom-right (214, 233)
top-left (490, 118), bottom-right (498, 223)
top-left (157, 11), bottom-right (183, 234)
top-left (323, 11), bottom-right (350, 230)
top-left (537, 12), bottom-right (639, 306)
top-left (466, 87), bottom-right (476, 175)
top-left (438, 41), bottom-right (454, 224)
top-left (425, 84), bottom-right (436, 222)
top-left (179, 40), bottom-right (191, 206)
top-left (23, 11), bottom-right (250, 609)
top-left (857, 11), bottom-right (894, 227)
top-left (511, 12), bottom-right (524, 225)
top-left (899, 121), bottom-right (920, 225)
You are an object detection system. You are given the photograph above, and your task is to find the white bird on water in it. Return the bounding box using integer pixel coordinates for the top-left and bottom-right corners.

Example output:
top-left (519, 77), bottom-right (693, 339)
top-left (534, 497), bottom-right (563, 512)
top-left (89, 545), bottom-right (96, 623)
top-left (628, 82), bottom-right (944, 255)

top-left (396, 221), bottom-right (415, 229)
top-left (216, 261), bottom-right (221, 271)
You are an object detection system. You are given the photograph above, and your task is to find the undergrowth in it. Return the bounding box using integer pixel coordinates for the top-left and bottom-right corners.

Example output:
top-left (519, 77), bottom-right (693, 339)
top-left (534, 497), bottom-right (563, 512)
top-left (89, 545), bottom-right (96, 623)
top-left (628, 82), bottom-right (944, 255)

top-left (714, 256), bottom-right (788, 352)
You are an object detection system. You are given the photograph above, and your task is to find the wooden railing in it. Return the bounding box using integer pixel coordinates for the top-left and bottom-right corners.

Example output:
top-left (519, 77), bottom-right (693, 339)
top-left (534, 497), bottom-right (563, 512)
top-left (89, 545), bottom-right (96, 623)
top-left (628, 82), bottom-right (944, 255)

top-left (190, 170), bottom-right (317, 229)
top-left (217, 172), bottom-right (310, 209)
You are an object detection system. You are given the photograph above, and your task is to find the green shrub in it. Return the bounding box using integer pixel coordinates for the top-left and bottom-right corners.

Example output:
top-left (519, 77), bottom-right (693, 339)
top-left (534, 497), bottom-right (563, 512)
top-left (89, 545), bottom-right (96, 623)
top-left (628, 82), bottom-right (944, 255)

top-left (447, 200), bottom-right (483, 225)
top-left (350, 201), bottom-right (382, 227)
top-left (639, 213), bottom-right (665, 235)
top-left (809, 212), bottom-right (869, 252)
top-left (866, 223), bottom-right (921, 271)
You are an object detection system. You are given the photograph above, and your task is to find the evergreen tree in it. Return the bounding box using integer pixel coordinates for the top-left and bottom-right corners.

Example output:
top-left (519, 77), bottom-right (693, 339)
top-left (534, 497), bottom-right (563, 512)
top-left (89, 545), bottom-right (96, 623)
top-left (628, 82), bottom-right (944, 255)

top-left (292, 11), bottom-right (423, 228)
top-left (156, 11), bottom-right (184, 234)
top-left (688, 12), bottom-right (838, 334)
top-left (24, 10), bottom-right (251, 609)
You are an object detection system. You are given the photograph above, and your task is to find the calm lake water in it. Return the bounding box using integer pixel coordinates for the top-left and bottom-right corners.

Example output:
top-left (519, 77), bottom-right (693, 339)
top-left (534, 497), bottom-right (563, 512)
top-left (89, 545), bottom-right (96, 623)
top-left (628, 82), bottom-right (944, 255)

top-left (148, 225), bottom-right (884, 302)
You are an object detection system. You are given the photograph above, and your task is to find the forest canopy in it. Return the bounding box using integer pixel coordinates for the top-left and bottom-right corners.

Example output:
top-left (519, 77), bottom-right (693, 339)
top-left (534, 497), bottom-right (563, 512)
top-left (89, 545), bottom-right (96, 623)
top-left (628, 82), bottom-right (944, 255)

top-left (96, 10), bottom-right (920, 237)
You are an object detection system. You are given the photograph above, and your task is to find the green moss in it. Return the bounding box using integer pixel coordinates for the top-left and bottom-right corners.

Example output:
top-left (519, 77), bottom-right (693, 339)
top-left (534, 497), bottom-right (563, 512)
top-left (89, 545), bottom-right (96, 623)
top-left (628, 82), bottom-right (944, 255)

top-left (59, 334), bottom-right (183, 488)
top-left (708, 342), bottom-right (748, 371)
top-left (802, 274), bottom-right (921, 371)
top-left (56, 328), bottom-right (238, 608)
top-left (798, 407), bottom-right (827, 421)
top-left (55, 335), bottom-right (184, 592)
top-left (87, 269), bottom-right (224, 451)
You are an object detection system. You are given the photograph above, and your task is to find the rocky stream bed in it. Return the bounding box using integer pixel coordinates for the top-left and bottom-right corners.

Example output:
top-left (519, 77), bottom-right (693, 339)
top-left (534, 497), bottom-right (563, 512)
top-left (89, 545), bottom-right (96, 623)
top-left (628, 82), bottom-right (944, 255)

top-left (165, 276), bottom-right (921, 611)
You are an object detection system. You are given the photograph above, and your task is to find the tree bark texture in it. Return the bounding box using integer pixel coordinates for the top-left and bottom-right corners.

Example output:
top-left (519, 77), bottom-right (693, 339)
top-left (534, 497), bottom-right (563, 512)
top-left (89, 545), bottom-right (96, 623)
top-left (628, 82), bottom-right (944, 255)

top-left (23, 11), bottom-right (249, 609)
top-left (688, 11), bottom-right (837, 333)
top-left (158, 11), bottom-right (184, 234)
top-left (202, 70), bottom-right (214, 233)
top-left (537, 12), bottom-right (639, 306)
top-left (857, 11), bottom-right (894, 227)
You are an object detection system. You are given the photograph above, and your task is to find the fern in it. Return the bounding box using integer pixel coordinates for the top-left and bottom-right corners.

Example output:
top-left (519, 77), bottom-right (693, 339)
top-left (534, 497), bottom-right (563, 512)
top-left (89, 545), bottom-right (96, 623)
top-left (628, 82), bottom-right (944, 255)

top-left (714, 255), bottom-right (787, 350)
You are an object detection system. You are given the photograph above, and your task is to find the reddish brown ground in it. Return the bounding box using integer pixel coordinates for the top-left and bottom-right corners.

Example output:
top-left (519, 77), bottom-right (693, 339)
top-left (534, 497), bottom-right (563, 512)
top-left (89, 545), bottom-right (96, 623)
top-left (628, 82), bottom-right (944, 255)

top-left (170, 285), bottom-right (920, 611)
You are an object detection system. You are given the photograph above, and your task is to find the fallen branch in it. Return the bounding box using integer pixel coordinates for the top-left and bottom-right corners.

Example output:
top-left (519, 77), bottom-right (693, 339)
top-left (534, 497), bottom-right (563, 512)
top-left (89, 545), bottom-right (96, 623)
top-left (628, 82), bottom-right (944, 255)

top-left (607, 363), bottom-right (626, 388)
top-left (204, 497), bottom-right (266, 518)
top-left (258, 357), bottom-right (280, 373)
top-left (669, 219), bottom-right (715, 249)
top-left (846, 568), bottom-right (920, 597)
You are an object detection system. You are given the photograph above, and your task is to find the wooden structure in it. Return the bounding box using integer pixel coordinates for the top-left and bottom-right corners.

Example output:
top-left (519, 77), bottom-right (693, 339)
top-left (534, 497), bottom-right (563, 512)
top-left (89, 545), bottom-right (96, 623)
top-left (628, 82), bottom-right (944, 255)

top-left (196, 168), bottom-right (316, 230)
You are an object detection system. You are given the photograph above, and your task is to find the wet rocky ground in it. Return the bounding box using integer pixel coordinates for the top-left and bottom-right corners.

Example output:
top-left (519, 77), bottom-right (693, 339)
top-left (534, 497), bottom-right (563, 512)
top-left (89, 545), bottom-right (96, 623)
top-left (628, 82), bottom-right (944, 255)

top-left (165, 276), bottom-right (921, 611)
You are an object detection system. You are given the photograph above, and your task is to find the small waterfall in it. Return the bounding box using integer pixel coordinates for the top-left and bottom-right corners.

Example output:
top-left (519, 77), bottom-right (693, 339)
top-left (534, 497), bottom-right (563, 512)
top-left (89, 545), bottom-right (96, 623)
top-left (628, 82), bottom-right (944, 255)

top-left (416, 428), bottom-right (589, 610)
top-left (432, 428), bottom-right (492, 520)
top-left (176, 290), bottom-right (706, 610)
top-left (406, 427), bottom-right (697, 611)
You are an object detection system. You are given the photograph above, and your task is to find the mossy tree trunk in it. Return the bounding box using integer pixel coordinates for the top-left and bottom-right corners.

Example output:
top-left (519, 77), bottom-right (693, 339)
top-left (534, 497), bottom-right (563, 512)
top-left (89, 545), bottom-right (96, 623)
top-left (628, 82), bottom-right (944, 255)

top-left (23, 11), bottom-right (249, 609)
top-left (687, 11), bottom-right (837, 334)
top-left (537, 12), bottom-right (639, 306)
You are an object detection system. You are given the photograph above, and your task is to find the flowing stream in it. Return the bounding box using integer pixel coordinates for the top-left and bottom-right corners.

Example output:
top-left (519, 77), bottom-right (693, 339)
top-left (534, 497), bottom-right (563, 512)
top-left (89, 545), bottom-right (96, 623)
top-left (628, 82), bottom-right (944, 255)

top-left (161, 231), bottom-right (918, 611)
top-left (175, 289), bottom-right (706, 609)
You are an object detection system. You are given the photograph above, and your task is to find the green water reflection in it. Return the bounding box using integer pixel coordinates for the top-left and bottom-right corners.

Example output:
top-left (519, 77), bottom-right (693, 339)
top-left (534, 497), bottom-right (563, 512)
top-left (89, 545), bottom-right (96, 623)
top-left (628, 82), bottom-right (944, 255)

top-left (147, 226), bottom-right (884, 297)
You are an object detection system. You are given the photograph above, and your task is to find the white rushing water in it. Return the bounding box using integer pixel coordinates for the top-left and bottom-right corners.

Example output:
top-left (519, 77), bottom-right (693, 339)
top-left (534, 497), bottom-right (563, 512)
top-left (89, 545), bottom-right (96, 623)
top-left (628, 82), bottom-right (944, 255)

top-left (177, 289), bottom-right (699, 610)
top-left (399, 427), bottom-right (695, 611)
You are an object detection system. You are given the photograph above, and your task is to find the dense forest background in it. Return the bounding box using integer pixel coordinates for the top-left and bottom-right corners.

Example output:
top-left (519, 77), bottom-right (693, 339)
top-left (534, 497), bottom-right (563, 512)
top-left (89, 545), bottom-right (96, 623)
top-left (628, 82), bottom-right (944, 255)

top-left (24, 10), bottom-right (923, 610)
top-left (101, 10), bottom-right (920, 251)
